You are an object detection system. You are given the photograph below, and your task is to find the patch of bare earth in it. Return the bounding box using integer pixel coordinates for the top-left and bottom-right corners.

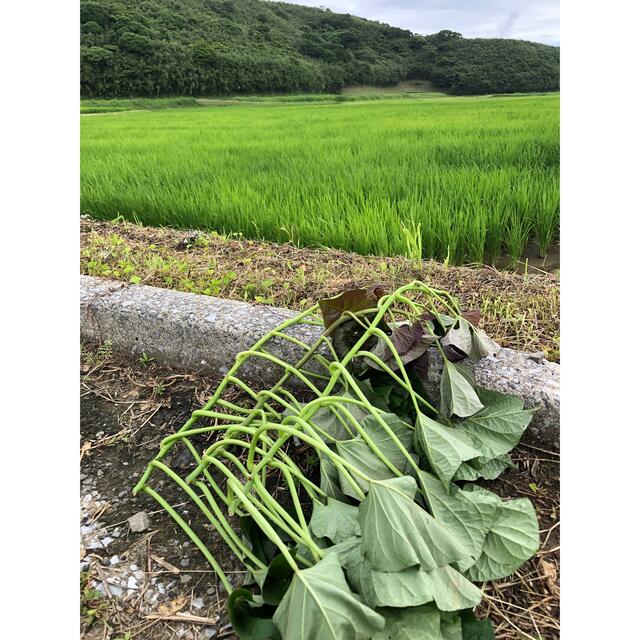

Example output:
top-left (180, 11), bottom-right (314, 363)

top-left (80, 217), bottom-right (560, 361)
top-left (80, 345), bottom-right (558, 640)
top-left (80, 346), bottom-right (243, 640)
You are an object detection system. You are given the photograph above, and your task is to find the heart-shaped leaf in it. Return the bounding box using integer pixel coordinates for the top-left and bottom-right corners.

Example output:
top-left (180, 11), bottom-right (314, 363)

top-left (359, 476), bottom-right (468, 572)
top-left (414, 414), bottom-right (480, 486)
top-left (458, 388), bottom-right (533, 460)
top-left (440, 361), bottom-right (484, 418)
top-left (310, 498), bottom-right (361, 544)
top-left (442, 319), bottom-right (474, 362)
top-left (418, 471), bottom-right (496, 571)
top-left (468, 328), bottom-right (500, 362)
top-left (462, 310), bottom-right (482, 327)
top-left (367, 321), bottom-right (438, 371)
top-left (301, 392), bottom-right (372, 441)
top-left (239, 517), bottom-right (280, 566)
top-left (319, 288), bottom-right (382, 329)
top-left (334, 537), bottom-right (480, 610)
top-left (463, 490), bottom-right (540, 582)
top-left (368, 563), bottom-right (481, 610)
top-left (440, 611), bottom-right (463, 640)
top-left (273, 553), bottom-right (384, 640)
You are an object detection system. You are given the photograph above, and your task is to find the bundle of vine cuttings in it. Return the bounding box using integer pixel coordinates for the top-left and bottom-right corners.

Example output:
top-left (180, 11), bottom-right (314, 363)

top-left (134, 281), bottom-right (539, 639)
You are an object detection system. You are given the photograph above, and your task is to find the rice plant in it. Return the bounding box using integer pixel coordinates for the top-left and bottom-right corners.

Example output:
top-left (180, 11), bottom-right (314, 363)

top-left (81, 93), bottom-right (559, 265)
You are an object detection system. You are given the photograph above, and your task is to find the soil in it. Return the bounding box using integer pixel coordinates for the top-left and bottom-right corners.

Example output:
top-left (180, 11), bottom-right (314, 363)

top-left (80, 347), bottom-right (559, 640)
top-left (80, 356), bottom-right (243, 639)
top-left (476, 446), bottom-right (560, 638)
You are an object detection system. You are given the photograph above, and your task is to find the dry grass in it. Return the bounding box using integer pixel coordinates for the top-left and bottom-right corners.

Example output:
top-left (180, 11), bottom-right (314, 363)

top-left (81, 218), bottom-right (559, 361)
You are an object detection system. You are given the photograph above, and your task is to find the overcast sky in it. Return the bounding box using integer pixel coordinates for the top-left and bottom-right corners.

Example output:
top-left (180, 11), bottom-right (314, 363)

top-left (277, 1), bottom-right (559, 46)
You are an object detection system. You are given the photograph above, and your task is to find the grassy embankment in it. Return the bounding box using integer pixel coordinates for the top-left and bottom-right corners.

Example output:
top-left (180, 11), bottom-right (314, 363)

top-left (81, 218), bottom-right (560, 360)
top-left (81, 93), bottom-right (559, 265)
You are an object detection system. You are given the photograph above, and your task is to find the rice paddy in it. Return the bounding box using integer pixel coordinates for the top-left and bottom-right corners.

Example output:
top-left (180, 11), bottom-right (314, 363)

top-left (80, 93), bottom-right (559, 265)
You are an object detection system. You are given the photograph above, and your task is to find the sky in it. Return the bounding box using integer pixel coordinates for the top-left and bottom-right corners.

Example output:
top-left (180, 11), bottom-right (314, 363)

top-left (276, 1), bottom-right (560, 46)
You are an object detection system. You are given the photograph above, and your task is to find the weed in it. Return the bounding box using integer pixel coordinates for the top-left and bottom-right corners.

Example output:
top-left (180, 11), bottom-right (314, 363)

top-left (80, 571), bottom-right (109, 629)
top-left (401, 217), bottom-right (423, 267)
top-left (139, 352), bottom-right (154, 367)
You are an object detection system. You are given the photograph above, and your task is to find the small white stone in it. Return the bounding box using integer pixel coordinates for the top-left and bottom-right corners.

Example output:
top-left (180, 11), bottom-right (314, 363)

top-left (109, 585), bottom-right (124, 598)
top-left (128, 511), bottom-right (151, 533)
top-left (192, 597), bottom-right (204, 610)
top-left (127, 576), bottom-right (138, 590)
top-left (110, 555), bottom-right (120, 565)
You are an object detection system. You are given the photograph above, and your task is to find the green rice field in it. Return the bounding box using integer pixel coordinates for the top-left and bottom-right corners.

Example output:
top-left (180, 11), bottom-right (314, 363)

top-left (80, 93), bottom-right (559, 265)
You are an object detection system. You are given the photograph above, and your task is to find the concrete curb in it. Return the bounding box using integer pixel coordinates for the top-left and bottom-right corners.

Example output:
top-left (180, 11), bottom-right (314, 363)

top-left (81, 276), bottom-right (559, 448)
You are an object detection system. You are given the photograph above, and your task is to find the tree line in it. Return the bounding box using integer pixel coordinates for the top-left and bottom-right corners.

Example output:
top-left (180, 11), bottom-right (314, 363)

top-left (81, 0), bottom-right (560, 98)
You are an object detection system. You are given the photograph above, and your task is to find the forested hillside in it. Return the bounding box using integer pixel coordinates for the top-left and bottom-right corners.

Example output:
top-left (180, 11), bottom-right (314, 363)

top-left (81, 0), bottom-right (560, 97)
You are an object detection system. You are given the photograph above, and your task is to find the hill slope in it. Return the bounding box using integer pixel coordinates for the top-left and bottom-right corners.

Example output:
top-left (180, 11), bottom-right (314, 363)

top-left (81, 0), bottom-right (560, 97)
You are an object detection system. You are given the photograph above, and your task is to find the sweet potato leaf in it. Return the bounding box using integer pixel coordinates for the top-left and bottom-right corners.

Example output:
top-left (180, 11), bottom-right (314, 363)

top-left (334, 538), bottom-right (481, 610)
top-left (458, 388), bottom-right (533, 460)
top-left (319, 453), bottom-right (346, 500)
top-left (440, 360), bottom-right (484, 418)
top-left (468, 327), bottom-right (500, 362)
top-left (319, 288), bottom-right (381, 329)
top-left (273, 554), bottom-right (384, 640)
top-left (418, 471), bottom-right (496, 571)
top-left (335, 412), bottom-right (416, 498)
top-left (440, 612), bottom-right (463, 640)
top-left (228, 589), bottom-right (280, 640)
top-left (239, 517), bottom-right (280, 566)
top-left (442, 319), bottom-right (474, 362)
top-left (367, 321), bottom-right (438, 371)
top-left (414, 414), bottom-right (481, 486)
top-left (302, 393), bottom-right (372, 441)
top-left (372, 604), bottom-right (443, 640)
top-left (309, 498), bottom-right (361, 544)
top-left (253, 553), bottom-right (296, 606)
top-left (460, 610), bottom-right (496, 639)
top-left (453, 455), bottom-right (515, 481)
top-left (461, 310), bottom-right (482, 327)
top-left (462, 489), bottom-right (540, 582)
top-left (369, 564), bottom-right (481, 611)
top-left (359, 476), bottom-right (468, 572)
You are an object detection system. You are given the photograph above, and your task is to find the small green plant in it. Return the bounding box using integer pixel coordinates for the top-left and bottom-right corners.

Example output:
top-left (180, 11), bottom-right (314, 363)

top-left (80, 572), bottom-right (109, 629)
top-left (139, 352), bottom-right (154, 367)
top-left (400, 217), bottom-right (423, 267)
top-left (135, 282), bottom-right (538, 639)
